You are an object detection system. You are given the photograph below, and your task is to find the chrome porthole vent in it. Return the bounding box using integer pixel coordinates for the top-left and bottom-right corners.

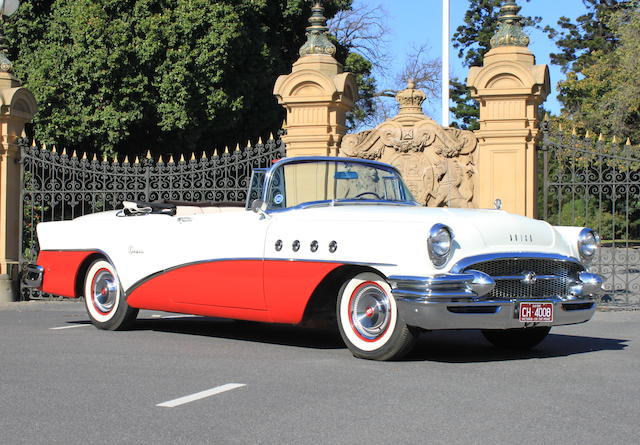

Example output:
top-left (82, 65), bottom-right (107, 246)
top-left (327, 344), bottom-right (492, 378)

top-left (275, 240), bottom-right (283, 251)
top-left (292, 240), bottom-right (300, 252)
top-left (310, 240), bottom-right (319, 252)
top-left (329, 241), bottom-right (338, 253)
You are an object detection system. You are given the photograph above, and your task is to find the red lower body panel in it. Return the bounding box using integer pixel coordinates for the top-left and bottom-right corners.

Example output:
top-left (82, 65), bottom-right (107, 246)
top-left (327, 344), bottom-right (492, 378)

top-left (36, 251), bottom-right (344, 325)
top-left (126, 260), bottom-right (343, 324)
top-left (37, 250), bottom-right (98, 297)
top-left (127, 260), bottom-right (266, 311)
top-left (264, 261), bottom-right (342, 323)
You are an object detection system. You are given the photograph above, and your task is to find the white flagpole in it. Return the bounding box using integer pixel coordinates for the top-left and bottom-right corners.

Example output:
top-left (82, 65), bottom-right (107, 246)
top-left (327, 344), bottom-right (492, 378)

top-left (442, 0), bottom-right (450, 127)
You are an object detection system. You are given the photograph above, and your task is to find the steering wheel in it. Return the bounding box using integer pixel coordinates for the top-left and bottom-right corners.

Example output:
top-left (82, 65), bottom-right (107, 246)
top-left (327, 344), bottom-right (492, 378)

top-left (355, 192), bottom-right (382, 200)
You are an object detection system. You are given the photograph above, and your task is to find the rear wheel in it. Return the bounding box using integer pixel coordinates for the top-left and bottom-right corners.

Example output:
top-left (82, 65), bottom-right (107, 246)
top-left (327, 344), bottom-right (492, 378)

top-left (337, 272), bottom-right (416, 360)
top-left (84, 259), bottom-right (138, 330)
top-left (481, 327), bottom-right (551, 350)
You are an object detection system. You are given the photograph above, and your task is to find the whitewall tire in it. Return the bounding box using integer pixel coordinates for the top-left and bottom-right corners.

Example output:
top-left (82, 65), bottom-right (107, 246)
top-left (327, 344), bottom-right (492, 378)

top-left (84, 259), bottom-right (138, 330)
top-left (337, 272), bottom-right (416, 360)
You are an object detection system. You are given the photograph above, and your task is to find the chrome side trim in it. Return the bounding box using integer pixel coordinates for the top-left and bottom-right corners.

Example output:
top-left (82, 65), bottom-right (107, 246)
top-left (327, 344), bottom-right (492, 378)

top-left (451, 252), bottom-right (583, 274)
top-left (267, 258), bottom-right (396, 267)
top-left (22, 264), bottom-right (44, 288)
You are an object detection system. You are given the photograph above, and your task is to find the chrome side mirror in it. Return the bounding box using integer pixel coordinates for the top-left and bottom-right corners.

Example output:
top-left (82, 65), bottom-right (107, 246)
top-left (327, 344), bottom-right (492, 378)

top-left (251, 199), bottom-right (270, 219)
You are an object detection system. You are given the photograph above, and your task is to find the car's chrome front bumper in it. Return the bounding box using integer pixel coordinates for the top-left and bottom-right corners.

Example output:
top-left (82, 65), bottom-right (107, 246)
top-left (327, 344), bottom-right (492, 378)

top-left (22, 264), bottom-right (44, 289)
top-left (388, 273), bottom-right (600, 330)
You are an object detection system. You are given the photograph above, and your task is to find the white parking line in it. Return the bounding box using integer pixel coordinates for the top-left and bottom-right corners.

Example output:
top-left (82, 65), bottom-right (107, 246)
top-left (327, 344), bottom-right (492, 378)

top-left (49, 324), bottom-right (91, 330)
top-left (161, 314), bottom-right (201, 319)
top-left (156, 383), bottom-right (246, 408)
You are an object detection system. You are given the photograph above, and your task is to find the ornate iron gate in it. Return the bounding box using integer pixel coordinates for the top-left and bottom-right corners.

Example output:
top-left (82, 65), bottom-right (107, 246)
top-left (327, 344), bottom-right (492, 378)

top-left (18, 136), bottom-right (285, 300)
top-left (539, 123), bottom-right (640, 304)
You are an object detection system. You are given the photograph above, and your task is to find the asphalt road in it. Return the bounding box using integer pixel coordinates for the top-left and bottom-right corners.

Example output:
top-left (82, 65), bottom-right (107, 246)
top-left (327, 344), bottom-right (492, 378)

top-left (1, 301), bottom-right (639, 445)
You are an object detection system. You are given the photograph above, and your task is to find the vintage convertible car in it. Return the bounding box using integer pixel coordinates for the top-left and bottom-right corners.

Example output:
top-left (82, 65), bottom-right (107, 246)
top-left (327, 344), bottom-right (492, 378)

top-left (23, 156), bottom-right (603, 360)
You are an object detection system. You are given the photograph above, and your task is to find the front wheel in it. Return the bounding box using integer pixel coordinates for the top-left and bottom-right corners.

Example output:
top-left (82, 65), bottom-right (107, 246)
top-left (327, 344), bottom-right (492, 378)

top-left (84, 259), bottom-right (138, 330)
top-left (337, 272), bottom-right (416, 360)
top-left (481, 326), bottom-right (551, 350)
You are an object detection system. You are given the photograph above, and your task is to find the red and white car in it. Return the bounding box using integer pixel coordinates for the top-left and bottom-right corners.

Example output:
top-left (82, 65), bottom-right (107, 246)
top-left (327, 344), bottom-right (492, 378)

top-left (23, 157), bottom-right (603, 360)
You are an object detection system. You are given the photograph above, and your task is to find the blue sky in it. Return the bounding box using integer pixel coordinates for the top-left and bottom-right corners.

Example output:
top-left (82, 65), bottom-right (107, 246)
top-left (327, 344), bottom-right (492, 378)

top-left (371, 0), bottom-right (588, 124)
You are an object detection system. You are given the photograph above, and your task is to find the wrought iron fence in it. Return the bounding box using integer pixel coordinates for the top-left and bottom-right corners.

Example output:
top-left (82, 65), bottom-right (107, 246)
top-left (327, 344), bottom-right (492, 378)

top-left (19, 136), bottom-right (285, 300)
top-left (539, 122), bottom-right (640, 304)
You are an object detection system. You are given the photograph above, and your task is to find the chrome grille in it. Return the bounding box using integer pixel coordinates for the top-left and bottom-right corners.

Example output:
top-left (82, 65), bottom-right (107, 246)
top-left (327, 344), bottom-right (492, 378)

top-left (464, 258), bottom-right (584, 300)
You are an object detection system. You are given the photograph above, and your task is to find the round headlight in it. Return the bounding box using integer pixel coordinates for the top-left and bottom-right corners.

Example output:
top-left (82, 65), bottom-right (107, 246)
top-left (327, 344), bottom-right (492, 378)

top-left (578, 228), bottom-right (600, 262)
top-left (428, 224), bottom-right (453, 267)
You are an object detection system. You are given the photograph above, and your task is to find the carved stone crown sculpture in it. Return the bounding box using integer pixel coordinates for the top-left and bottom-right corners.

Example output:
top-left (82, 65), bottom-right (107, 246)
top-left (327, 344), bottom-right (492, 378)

top-left (340, 82), bottom-right (478, 208)
top-left (299, 1), bottom-right (336, 57)
top-left (490, 0), bottom-right (530, 48)
top-left (396, 79), bottom-right (426, 115)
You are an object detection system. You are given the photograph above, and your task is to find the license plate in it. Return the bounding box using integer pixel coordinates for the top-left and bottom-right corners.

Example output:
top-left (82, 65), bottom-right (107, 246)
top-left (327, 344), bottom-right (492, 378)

top-left (519, 302), bottom-right (553, 322)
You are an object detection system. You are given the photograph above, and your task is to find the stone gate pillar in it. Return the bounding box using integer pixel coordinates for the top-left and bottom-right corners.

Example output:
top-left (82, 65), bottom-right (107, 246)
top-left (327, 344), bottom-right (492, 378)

top-left (467, 0), bottom-right (549, 217)
top-left (273, 1), bottom-right (356, 157)
top-left (0, 42), bottom-right (38, 302)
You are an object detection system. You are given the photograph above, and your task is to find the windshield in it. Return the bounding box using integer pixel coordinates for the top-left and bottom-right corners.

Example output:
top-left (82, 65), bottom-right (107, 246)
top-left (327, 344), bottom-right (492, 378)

top-left (265, 159), bottom-right (415, 210)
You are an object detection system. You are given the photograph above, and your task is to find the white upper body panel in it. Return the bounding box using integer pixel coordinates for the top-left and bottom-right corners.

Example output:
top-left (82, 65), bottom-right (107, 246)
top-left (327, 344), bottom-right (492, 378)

top-left (36, 203), bottom-right (583, 291)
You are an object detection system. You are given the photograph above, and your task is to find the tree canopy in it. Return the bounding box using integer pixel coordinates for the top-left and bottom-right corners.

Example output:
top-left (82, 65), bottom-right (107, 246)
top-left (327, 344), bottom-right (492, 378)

top-left (546, 0), bottom-right (639, 141)
top-left (5, 0), bottom-right (358, 156)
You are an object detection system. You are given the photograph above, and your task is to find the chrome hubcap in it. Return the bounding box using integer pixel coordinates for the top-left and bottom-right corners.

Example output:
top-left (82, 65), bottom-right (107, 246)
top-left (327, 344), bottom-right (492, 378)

top-left (92, 270), bottom-right (118, 313)
top-left (351, 283), bottom-right (391, 340)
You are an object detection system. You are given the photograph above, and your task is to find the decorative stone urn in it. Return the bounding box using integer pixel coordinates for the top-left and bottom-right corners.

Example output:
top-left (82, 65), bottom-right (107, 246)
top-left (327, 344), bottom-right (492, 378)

top-left (340, 81), bottom-right (478, 208)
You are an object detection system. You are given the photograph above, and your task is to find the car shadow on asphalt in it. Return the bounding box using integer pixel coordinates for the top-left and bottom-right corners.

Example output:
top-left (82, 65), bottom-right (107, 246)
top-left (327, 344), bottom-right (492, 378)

top-left (133, 317), bottom-right (347, 350)
top-left (405, 330), bottom-right (630, 363)
top-left (130, 316), bottom-right (629, 361)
